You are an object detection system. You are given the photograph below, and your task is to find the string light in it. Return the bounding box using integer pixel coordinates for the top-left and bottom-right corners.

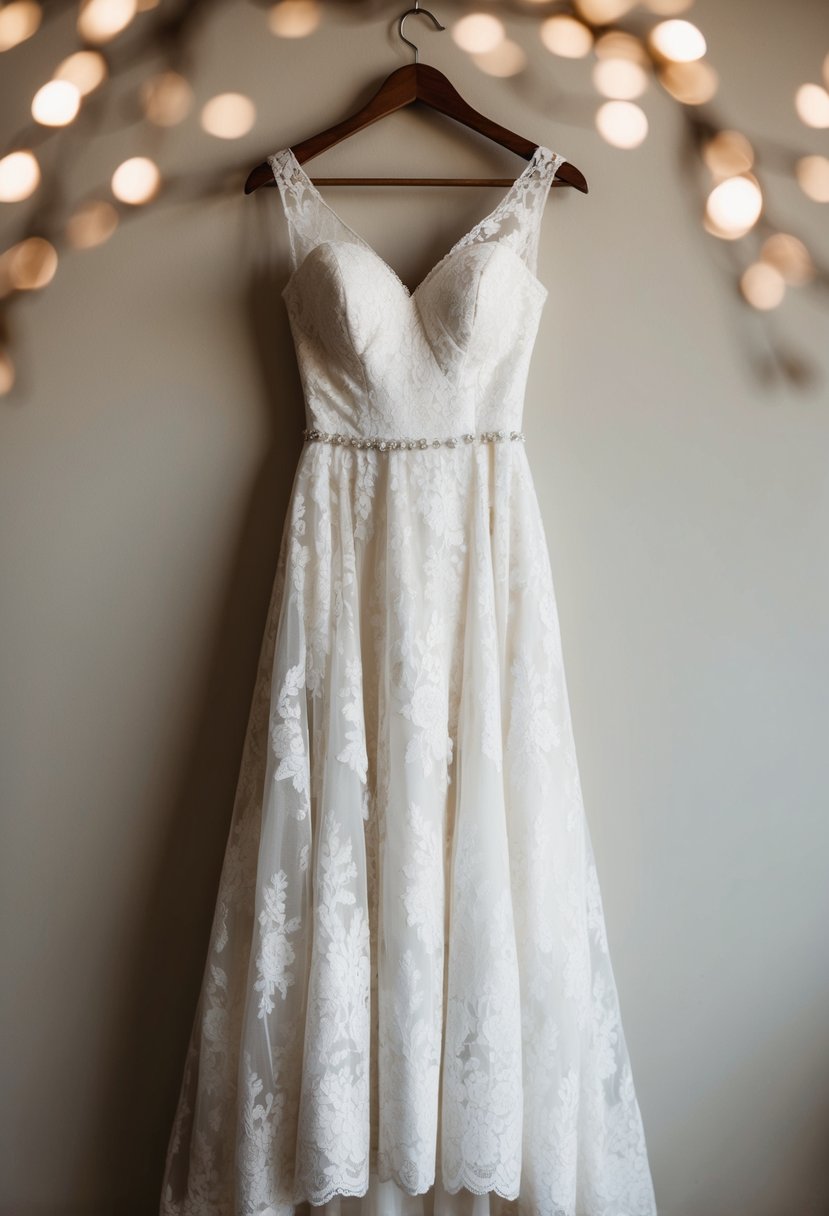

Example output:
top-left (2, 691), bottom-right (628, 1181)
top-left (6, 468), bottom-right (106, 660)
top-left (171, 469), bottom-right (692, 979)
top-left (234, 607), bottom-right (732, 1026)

top-left (0, 0), bottom-right (41, 51)
top-left (111, 157), bottom-right (161, 204)
top-left (140, 72), bottom-right (192, 126)
top-left (795, 155), bottom-right (829, 203)
top-left (540, 14), bottom-right (593, 58)
top-left (0, 349), bottom-right (14, 395)
top-left (740, 262), bottom-right (785, 310)
top-left (452, 13), bottom-right (505, 55)
top-left (65, 200), bottom-right (119, 249)
top-left (703, 130), bottom-right (754, 179)
top-left (658, 59), bottom-right (718, 104)
top-left (472, 39), bottom-right (527, 78)
top-left (77, 0), bottom-right (137, 44)
top-left (795, 82), bottom-right (829, 128)
top-left (760, 234), bottom-right (814, 286)
top-left (596, 100), bottom-right (648, 148)
top-left (268, 1), bottom-right (320, 38)
top-left (200, 93), bottom-right (256, 140)
top-left (648, 19), bottom-right (706, 62)
top-left (0, 151), bottom-right (40, 202)
top-left (593, 58), bottom-right (648, 100)
top-left (705, 175), bottom-right (763, 239)
top-left (54, 50), bottom-right (108, 96)
top-left (5, 237), bottom-right (58, 290)
top-left (31, 79), bottom-right (81, 126)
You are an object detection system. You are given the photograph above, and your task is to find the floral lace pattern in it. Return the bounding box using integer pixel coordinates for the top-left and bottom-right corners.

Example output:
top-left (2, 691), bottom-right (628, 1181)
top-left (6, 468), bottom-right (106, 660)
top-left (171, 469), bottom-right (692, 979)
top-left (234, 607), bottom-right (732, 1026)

top-left (159, 142), bottom-right (658, 1216)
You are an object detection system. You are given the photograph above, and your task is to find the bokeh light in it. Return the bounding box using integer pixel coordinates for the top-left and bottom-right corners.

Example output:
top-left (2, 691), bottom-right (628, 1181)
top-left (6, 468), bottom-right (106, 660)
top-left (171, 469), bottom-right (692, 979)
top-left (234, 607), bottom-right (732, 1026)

top-left (596, 100), bottom-right (648, 148)
top-left (740, 261), bottom-right (785, 310)
top-left (594, 31), bottom-right (648, 65)
top-left (593, 58), bottom-right (648, 100)
top-left (140, 71), bottom-right (193, 126)
top-left (111, 156), bottom-right (161, 204)
top-left (795, 82), bottom-right (829, 128)
top-left (267, 0), bottom-right (320, 39)
top-left (540, 14), bottom-right (593, 58)
top-left (0, 0), bottom-right (41, 50)
top-left (54, 50), bottom-right (108, 96)
top-left (658, 59), bottom-right (718, 104)
top-left (760, 233), bottom-right (814, 285)
top-left (705, 175), bottom-right (763, 238)
top-left (0, 151), bottom-right (41, 202)
top-left (574, 0), bottom-right (634, 22)
top-left (472, 39), bottom-right (526, 78)
top-left (66, 199), bottom-right (120, 249)
top-left (5, 236), bottom-right (58, 290)
top-left (795, 155), bottom-right (829, 202)
top-left (200, 92), bottom-right (256, 139)
top-left (703, 130), bottom-right (754, 179)
top-left (452, 13), bottom-right (504, 55)
top-left (649, 19), bottom-right (706, 62)
top-left (31, 80), bottom-right (81, 126)
top-left (0, 350), bottom-right (14, 396)
top-left (77, 0), bottom-right (137, 43)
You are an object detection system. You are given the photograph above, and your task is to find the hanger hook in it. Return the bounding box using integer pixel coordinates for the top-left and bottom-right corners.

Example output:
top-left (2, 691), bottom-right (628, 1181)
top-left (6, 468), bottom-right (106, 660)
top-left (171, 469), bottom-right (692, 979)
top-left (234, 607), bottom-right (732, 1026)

top-left (398, 1), bottom-right (445, 64)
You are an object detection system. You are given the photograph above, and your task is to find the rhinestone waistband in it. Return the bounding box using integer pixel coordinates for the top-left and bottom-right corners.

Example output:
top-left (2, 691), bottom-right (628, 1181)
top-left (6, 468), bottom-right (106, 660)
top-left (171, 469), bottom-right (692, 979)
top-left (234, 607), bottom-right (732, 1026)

top-left (302, 427), bottom-right (525, 450)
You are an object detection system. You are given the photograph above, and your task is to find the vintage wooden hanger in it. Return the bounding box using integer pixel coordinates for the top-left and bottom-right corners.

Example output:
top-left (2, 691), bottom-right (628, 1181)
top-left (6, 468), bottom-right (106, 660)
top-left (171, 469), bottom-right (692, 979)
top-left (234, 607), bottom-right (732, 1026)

top-left (243, 1), bottom-right (588, 194)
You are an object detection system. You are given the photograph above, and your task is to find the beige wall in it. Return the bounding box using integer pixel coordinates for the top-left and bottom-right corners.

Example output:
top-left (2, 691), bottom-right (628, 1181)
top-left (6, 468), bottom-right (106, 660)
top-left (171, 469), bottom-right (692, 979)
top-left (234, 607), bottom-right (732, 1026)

top-left (2, 0), bottom-right (828, 1212)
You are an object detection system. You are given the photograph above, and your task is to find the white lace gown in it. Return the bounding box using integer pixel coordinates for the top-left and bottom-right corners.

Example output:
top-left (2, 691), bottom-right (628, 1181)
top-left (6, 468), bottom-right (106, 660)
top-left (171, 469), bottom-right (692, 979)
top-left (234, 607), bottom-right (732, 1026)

top-left (159, 145), bottom-right (658, 1216)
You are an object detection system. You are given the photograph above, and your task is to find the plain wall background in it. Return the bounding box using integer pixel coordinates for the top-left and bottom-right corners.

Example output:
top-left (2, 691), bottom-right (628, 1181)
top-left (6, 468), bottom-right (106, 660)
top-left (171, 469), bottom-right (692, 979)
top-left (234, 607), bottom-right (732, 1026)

top-left (2, 0), bottom-right (828, 1213)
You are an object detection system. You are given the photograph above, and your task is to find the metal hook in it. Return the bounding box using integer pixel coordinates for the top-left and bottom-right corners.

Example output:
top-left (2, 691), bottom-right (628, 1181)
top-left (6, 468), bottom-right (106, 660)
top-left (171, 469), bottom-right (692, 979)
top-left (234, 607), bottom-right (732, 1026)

top-left (398, 0), bottom-right (445, 64)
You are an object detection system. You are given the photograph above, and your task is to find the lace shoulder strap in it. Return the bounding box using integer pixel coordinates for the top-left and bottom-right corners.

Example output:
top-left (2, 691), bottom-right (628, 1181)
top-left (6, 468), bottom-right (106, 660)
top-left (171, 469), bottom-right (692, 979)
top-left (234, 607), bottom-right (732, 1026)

top-left (267, 147), bottom-right (369, 274)
top-left (452, 147), bottom-right (567, 277)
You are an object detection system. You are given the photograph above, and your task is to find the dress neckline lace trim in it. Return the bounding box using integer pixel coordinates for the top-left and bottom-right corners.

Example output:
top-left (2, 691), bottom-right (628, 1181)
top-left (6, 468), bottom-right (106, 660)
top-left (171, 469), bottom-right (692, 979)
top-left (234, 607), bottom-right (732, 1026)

top-left (278, 143), bottom-right (561, 298)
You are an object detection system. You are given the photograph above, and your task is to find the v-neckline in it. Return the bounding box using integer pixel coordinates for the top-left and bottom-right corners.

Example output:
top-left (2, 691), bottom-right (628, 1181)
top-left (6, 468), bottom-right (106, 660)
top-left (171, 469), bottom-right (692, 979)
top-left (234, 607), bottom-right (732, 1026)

top-left (283, 144), bottom-right (553, 299)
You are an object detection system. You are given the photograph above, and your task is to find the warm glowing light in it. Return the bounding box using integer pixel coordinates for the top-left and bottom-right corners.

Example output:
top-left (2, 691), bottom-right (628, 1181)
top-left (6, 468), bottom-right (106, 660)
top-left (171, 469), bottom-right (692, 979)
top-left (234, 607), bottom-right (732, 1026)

top-left (66, 199), bottom-right (120, 248)
top-left (77, 0), bottom-right (137, 43)
top-left (540, 14), bottom-right (592, 59)
top-left (824, 51), bottom-right (829, 90)
top-left (702, 130), bottom-right (754, 179)
top-left (795, 82), bottom-right (829, 128)
top-left (452, 13), bottom-right (504, 55)
top-left (593, 58), bottom-right (648, 100)
top-left (705, 175), bottom-right (762, 238)
top-left (111, 156), bottom-right (161, 204)
top-left (200, 92), bottom-right (256, 139)
top-left (0, 0), bottom-right (41, 50)
top-left (574, 0), bottom-right (634, 22)
top-left (594, 31), bottom-right (648, 65)
top-left (0, 350), bottom-right (14, 395)
top-left (740, 262), bottom-right (785, 310)
top-left (267, 0), bottom-right (320, 37)
top-left (649, 19), bottom-right (706, 62)
top-left (658, 60), bottom-right (718, 104)
top-left (6, 236), bottom-right (58, 289)
top-left (141, 71), bottom-right (192, 126)
top-left (54, 50), bottom-right (108, 96)
top-left (596, 100), bottom-right (648, 149)
top-left (472, 38), bottom-right (526, 78)
top-left (0, 150), bottom-right (40, 202)
top-left (31, 79), bottom-right (81, 126)
top-left (760, 234), bottom-right (814, 285)
top-left (795, 155), bottom-right (829, 203)
top-left (643, 0), bottom-right (692, 11)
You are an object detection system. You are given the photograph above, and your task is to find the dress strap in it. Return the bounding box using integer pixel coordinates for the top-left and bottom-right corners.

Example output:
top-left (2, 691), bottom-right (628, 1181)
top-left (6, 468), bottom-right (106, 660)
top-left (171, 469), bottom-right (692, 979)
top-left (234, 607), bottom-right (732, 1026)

top-left (267, 147), bottom-right (368, 275)
top-left (452, 146), bottom-right (567, 277)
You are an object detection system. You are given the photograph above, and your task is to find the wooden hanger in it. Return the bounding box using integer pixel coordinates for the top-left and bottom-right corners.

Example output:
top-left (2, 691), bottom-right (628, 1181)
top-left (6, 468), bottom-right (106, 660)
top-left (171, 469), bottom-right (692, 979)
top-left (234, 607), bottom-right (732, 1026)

top-left (243, 1), bottom-right (588, 195)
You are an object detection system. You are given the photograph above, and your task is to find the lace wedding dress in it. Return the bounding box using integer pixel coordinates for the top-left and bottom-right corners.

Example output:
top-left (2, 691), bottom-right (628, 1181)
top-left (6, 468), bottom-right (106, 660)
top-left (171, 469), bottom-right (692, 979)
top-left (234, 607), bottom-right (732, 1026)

top-left (159, 144), bottom-right (658, 1216)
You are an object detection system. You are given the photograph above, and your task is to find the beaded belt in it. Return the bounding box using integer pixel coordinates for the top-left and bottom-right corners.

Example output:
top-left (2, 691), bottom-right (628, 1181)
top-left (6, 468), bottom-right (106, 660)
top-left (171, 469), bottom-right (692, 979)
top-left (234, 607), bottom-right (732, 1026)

top-left (302, 427), bottom-right (525, 450)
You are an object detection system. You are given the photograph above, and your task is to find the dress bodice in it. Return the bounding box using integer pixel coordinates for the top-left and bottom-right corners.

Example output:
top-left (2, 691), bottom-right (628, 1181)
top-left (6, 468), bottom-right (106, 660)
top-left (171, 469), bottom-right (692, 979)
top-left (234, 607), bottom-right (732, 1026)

top-left (267, 145), bottom-right (567, 443)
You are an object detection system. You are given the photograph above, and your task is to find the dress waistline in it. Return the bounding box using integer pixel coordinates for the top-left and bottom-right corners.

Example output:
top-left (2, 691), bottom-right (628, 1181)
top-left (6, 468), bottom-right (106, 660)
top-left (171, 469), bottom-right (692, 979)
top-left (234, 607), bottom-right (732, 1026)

top-left (303, 427), bottom-right (525, 451)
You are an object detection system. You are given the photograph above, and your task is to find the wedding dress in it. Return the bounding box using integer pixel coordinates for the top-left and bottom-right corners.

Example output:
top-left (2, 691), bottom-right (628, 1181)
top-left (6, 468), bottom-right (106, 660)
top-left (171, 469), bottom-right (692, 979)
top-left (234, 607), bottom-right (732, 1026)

top-left (159, 143), bottom-right (659, 1216)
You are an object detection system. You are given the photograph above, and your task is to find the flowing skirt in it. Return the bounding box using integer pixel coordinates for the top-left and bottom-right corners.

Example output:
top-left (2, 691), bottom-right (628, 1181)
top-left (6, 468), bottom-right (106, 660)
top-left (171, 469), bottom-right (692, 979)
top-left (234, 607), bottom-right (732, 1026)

top-left (159, 440), bottom-right (658, 1216)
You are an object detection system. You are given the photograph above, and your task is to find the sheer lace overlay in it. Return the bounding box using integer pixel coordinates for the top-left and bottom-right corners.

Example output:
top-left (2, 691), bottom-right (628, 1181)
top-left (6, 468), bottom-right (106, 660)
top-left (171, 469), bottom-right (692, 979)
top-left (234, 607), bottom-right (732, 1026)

top-left (159, 145), bottom-right (658, 1216)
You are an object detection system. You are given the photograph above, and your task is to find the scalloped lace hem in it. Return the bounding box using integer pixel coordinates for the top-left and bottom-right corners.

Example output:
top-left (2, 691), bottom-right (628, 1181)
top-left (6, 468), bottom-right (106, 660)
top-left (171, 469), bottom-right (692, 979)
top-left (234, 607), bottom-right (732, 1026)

top-left (290, 1168), bottom-right (523, 1214)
